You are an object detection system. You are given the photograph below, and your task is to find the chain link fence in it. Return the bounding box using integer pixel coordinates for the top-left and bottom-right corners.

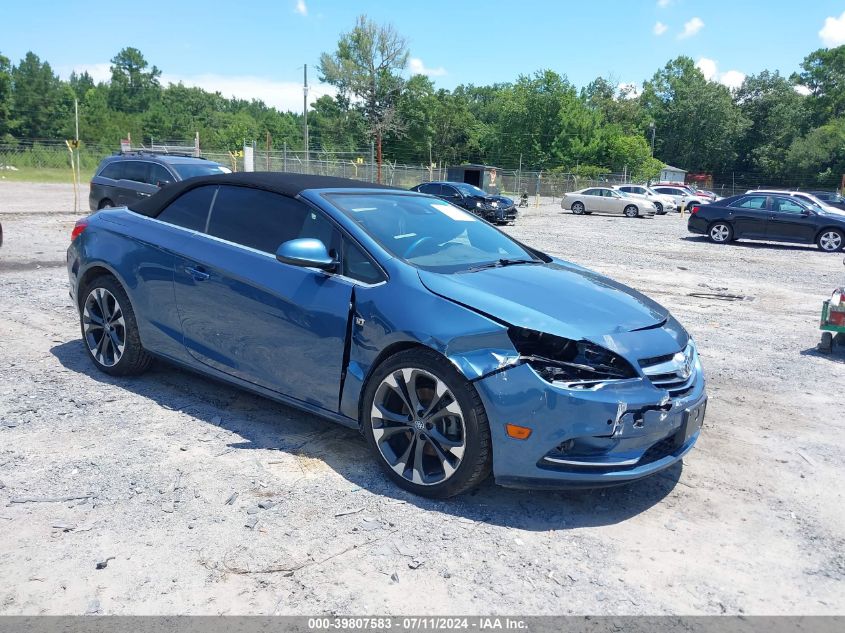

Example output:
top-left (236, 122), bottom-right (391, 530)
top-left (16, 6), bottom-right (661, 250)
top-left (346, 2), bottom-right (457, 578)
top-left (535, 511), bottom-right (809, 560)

top-left (0, 139), bottom-right (637, 198)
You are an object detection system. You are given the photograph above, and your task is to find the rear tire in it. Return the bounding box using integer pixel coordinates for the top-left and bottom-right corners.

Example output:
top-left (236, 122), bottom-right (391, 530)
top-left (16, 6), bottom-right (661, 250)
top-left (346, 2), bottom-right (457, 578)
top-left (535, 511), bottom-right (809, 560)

top-left (79, 275), bottom-right (152, 376)
top-left (571, 202), bottom-right (585, 215)
top-left (708, 222), bottom-right (733, 244)
top-left (98, 199), bottom-right (114, 210)
top-left (819, 332), bottom-right (834, 354)
top-left (362, 348), bottom-right (492, 498)
top-left (624, 205), bottom-right (639, 218)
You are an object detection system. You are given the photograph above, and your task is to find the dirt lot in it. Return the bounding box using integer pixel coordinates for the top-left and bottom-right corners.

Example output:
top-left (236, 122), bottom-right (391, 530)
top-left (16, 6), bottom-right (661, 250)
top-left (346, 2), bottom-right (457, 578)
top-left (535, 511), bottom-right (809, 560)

top-left (1, 181), bottom-right (843, 615)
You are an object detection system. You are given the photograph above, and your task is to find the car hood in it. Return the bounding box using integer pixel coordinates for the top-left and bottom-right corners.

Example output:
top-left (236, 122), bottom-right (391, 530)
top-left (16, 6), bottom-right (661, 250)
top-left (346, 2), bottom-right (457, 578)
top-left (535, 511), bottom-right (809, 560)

top-left (418, 260), bottom-right (670, 342)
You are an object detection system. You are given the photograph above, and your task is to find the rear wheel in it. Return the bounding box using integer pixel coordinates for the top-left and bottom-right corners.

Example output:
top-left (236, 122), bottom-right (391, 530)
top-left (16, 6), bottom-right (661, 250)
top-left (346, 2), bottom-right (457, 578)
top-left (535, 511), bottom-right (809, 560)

top-left (362, 348), bottom-right (492, 498)
top-left (819, 332), bottom-right (834, 354)
top-left (571, 201), bottom-right (585, 215)
top-left (817, 229), bottom-right (844, 252)
top-left (80, 275), bottom-right (152, 376)
top-left (98, 199), bottom-right (114, 210)
top-left (708, 222), bottom-right (733, 244)
top-left (624, 205), bottom-right (639, 218)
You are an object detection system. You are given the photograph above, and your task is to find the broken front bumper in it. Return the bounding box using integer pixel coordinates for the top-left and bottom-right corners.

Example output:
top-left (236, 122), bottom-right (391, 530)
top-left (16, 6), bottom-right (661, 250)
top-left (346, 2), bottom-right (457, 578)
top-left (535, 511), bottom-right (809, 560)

top-left (474, 361), bottom-right (706, 489)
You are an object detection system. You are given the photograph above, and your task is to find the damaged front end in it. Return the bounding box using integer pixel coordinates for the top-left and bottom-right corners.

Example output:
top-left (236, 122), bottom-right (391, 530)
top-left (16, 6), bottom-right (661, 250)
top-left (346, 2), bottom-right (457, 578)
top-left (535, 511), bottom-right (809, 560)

top-left (467, 325), bottom-right (706, 488)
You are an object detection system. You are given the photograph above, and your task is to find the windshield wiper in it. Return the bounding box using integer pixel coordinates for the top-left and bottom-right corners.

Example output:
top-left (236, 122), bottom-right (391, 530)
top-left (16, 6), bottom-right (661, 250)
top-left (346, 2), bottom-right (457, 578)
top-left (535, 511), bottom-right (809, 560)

top-left (464, 258), bottom-right (541, 273)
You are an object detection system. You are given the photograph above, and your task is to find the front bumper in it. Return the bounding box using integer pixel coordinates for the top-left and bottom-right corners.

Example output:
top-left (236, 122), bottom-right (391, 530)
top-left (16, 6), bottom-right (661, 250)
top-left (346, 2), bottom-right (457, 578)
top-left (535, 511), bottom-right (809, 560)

top-left (474, 360), bottom-right (706, 489)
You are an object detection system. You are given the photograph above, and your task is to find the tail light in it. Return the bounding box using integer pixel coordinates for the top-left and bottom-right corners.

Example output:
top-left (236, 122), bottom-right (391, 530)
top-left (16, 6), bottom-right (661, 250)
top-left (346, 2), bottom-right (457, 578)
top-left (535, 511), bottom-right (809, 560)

top-left (71, 218), bottom-right (88, 242)
top-left (690, 205), bottom-right (700, 214)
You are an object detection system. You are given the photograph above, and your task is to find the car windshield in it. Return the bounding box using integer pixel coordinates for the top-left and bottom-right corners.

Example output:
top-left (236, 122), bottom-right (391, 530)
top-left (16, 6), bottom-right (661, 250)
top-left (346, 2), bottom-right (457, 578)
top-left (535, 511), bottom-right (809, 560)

top-left (324, 193), bottom-right (540, 273)
top-left (171, 163), bottom-right (230, 179)
top-left (453, 183), bottom-right (487, 197)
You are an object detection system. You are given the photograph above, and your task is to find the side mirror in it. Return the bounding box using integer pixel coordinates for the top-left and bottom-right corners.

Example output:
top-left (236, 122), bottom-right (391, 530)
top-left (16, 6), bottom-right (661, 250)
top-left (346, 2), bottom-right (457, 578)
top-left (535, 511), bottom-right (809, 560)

top-left (275, 238), bottom-right (337, 272)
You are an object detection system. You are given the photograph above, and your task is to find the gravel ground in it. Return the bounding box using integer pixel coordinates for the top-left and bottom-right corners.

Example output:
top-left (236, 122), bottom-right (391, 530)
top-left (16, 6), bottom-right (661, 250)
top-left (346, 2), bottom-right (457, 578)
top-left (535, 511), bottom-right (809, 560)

top-left (0, 181), bottom-right (843, 615)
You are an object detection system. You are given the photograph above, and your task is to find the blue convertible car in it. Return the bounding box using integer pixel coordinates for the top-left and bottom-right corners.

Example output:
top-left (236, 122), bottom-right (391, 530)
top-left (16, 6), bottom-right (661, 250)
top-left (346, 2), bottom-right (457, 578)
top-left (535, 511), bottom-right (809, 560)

top-left (67, 172), bottom-right (706, 497)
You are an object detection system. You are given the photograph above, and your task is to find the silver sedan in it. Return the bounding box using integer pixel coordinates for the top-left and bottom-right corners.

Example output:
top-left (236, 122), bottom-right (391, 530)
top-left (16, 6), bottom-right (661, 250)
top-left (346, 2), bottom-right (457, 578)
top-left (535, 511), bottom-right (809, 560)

top-left (561, 187), bottom-right (656, 218)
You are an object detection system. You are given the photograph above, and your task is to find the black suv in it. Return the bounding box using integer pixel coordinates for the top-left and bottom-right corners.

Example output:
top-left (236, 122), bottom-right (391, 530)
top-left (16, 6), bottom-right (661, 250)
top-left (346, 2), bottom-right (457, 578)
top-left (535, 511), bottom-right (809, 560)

top-left (410, 181), bottom-right (517, 224)
top-left (89, 152), bottom-right (228, 211)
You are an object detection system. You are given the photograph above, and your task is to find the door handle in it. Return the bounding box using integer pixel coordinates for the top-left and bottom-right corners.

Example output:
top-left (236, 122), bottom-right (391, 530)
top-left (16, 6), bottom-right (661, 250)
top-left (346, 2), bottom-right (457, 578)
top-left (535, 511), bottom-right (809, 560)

top-left (185, 266), bottom-right (210, 281)
top-left (138, 192), bottom-right (151, 197)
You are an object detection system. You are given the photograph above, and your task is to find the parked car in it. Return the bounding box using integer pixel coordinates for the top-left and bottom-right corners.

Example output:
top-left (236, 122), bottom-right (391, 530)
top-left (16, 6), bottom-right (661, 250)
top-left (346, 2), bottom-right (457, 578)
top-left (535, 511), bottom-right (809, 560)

top-left (68, 172), bottom-right (705, 497)
top-left (0, 220), bottom-right (3, 247)
top-left (652, 185), bottom-right (706, 212)
top-left (806, 190), bottom-right (845, 211)
top-left (89, 152), bottom-right (230, 211)
top-left (687, 192), bottom-right (845, 252)
top-left (746, 189), bottom-right (845, 216)
top-left (410, 181), bottom-right (517, 224)
top-left (613, 184), bottom-right (676, 214)
top-left (561, 187), bottom-right (656, 217)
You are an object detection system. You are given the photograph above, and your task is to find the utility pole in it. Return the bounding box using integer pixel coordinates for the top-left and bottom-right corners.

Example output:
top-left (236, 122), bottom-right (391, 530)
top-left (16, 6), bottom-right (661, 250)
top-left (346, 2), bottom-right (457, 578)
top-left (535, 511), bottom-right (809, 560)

top-left (518, 153), bottom-right (523, 194)
top-left (74, 99), bottom-right (80, 212)
top-left (649, 122), bottom-right (656, 157)
top-left (303, 64), bottom-right (309, 173)
top-left (370, 140), bottom-right (375, 183)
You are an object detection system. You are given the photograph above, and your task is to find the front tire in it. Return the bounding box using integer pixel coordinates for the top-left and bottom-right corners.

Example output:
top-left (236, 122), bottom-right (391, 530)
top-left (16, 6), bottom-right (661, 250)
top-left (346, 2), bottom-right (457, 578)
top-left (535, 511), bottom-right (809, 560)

top-left (362, 348), bottom-right (492, 498)
top-left (571, 201), bottom-right (585, 215)
top-left (709, 222), bottom-right (733, 244)
top-left (79, 275), bottom-right (152, 376)
top-left (654, 202), bottom-right (665, 214)
top-left (817, 229), bottom-right (844, 252)
top-left (624, 205), bottom-right (639, 218)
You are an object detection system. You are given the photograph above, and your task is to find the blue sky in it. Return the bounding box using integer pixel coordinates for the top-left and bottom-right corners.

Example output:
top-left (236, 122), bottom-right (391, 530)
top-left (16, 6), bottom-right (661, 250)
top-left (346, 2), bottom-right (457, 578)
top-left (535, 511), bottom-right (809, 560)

top-left (3, 0), bottom-right (845, 111)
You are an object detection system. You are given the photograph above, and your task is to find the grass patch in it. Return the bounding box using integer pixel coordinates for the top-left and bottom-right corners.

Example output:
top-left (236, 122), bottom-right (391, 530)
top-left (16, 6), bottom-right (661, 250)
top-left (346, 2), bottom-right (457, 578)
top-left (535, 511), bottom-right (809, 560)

top-left (0, 167), bottom-right (94, 184)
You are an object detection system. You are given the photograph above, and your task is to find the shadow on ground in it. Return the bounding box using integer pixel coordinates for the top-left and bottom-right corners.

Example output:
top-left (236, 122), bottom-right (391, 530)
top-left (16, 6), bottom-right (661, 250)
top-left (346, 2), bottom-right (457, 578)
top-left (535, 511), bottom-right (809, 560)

top-left (681, 235), bottom-right (838, 254)
top-left (51, 340), bottom-right (683, 531)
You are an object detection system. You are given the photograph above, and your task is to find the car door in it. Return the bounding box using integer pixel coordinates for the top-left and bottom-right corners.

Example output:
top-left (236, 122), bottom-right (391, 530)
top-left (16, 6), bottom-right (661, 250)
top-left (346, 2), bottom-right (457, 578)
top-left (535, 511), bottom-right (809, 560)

top-left (440, 185), bottom-right (466, 210)
top-left (172, 185), bottom-right (354, 412)
top-left (767, 196), bottom-right (817, 243)
top-left (727, 195), bottom-right (770, 238)
top-left (604, 189), bottom-right (625, 214)
top-left (116, 160), bottom-right (159, 206)
top-left (579, 188), bottom-right (600, 212)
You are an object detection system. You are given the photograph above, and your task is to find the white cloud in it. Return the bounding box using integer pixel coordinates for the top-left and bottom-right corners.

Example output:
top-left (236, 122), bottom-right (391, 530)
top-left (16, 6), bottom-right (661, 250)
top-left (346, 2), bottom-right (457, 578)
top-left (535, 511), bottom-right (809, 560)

top-left (653, 21), bottom-right (668, 36)
top-left (295, 0), bottom-right (307, 16)
top-left (657, 0), bottom-right (672, 7)
top-left (161, 73), bottom-right (335, 112)
top-left (719, 69), bottom-right (746, 90)
top-left (820, 10), bottom-right (845, 47)
top-left (678, 16), bottom-right (704, 39)
top-left (58, 63), bottom-right (112, 83)
top-left (408, 57), bottom-right (447, 77)
top-left (59, 63), bottom-right (336, 112)
top-left (695, 58), bottom-right (745, 90)
top-left (794, 84), bottom-right (812, 96)
top-left (695, 57), bottom-right (717, 81)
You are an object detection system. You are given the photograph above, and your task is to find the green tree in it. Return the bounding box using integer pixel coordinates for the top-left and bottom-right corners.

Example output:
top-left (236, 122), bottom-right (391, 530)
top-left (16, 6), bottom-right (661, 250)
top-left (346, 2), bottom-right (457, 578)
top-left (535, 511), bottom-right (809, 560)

top-left (108, 47), bottom-right (161, 113)
top-left (735, 71), bottom-right (808, 178)
top-left (0, 52), bottom-right (13, 139)
top-left (319, 15), bottom-right (409, 181)
top-left (793, 45), bottom-right (845, 124)
top-left (641, 56), bottom-right (749, 173)
top-left (11, 51), bottom-right (70, 138)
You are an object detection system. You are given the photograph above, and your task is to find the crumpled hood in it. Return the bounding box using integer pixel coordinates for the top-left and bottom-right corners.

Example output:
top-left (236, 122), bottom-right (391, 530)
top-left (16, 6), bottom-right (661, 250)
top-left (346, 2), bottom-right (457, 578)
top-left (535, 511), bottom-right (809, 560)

top-left (418, 260), bottom-right (684, 357)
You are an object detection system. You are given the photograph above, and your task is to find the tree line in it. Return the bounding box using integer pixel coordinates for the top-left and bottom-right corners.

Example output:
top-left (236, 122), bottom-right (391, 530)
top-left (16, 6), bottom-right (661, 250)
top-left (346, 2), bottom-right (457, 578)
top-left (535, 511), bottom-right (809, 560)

top-left (1, 15), bottom-right (845, 187)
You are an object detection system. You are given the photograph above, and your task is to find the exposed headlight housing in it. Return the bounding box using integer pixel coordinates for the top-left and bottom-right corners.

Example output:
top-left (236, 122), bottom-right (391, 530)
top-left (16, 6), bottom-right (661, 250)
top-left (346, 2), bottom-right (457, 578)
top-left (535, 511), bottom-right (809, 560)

top-left (508, 327), bottom-right (638, 388)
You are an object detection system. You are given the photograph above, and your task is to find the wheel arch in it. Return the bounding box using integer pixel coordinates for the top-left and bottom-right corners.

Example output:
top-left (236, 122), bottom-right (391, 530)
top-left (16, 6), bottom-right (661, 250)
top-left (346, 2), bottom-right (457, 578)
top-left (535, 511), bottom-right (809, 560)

top-left (76, 263), bottom-right (129, 309)
top-left (814, 225), bottom-right (845, 242)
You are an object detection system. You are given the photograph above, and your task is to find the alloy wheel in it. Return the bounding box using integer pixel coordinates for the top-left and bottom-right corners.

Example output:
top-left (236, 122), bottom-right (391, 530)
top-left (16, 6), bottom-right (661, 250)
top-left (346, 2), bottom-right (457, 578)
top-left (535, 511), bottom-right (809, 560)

top-left (819, 231), bottom-right (843, 251)
top-left (710, 224), bottom-right (731, 242)
top-left (83, 287), bottom-right (126, 367)
top-left (370, 368), bottom-right (466, 486)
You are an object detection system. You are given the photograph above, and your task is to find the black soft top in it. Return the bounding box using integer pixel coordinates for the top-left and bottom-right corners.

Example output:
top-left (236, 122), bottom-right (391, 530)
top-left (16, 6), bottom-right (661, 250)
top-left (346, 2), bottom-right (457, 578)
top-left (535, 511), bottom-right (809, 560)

top-left (129, 171), bottom-right (397, 218)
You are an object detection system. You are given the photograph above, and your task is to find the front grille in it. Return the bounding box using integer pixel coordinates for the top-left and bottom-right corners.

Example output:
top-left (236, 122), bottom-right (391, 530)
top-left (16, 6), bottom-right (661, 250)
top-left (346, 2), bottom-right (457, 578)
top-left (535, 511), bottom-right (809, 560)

top-left (639, 342), bottom-right (697, 397)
